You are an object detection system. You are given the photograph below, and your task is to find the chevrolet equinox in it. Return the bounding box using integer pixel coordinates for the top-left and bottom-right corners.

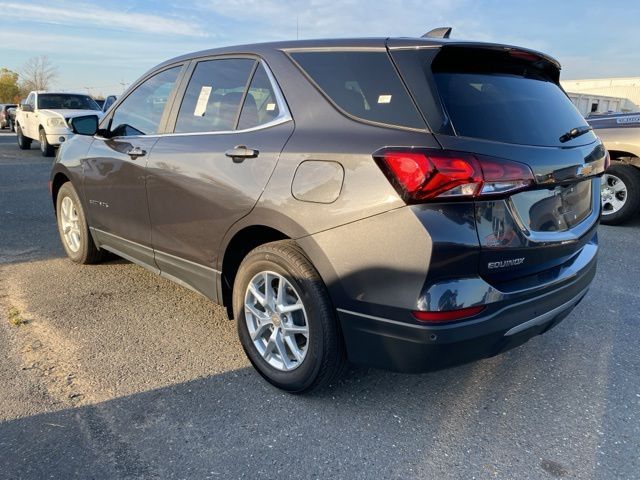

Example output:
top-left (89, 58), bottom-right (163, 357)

top-left (50, 33), bottom-right (607, 392)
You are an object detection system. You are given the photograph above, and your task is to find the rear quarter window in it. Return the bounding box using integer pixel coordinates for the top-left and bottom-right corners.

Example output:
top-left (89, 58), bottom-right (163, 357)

top-left (289, 50), bottom-right (425, 130)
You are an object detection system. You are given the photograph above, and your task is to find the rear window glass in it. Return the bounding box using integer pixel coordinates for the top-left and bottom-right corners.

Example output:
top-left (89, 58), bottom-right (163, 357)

top-left (431, 48), bottom-right (594, 146)
top-left (289, 51), bottom-right (425, 130)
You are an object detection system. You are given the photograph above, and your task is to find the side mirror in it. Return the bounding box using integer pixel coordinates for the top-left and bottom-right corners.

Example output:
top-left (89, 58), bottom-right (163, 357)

top-left (21, 104), bottom-right (33, 112)
top-left (69, 115), bottom-right (99, 136)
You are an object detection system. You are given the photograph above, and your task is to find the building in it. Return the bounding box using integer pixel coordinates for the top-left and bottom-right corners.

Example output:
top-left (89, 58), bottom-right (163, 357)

top-left (561, 77), bottom-right (640, 116)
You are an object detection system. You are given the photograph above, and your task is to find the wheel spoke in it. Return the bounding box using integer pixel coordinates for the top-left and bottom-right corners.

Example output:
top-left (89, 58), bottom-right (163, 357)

top-left (284, 334), bottom-right (304, 363)
top-left (276, 274), bottom-right (284, 306)
top-left (610, 196), bottom-right (625, 210)
top-left (250, 320), bottom-right (271, 341)
top-left (246, 303), bottom-right (268, 322)
top-left (248, 283), bottom-right (266, 307)
top-left (274, 332), bottom-right (293, 370)
top-left (612, 182), bottom-right (626, 193)
top-left (283, 323), bottom-right (308, 335)
top-left (263, 329), bottom-right (278, 357)
top-left (277, 302), bottom-right (304, 314)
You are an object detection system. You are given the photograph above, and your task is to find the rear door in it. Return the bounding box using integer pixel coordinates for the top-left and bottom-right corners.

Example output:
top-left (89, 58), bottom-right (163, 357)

top-left (389, 43), bottom-right (607, 285)
top-left (146, 57), bottom-right (294, 298)
top-left (83, 65), bottom-right (183, 265)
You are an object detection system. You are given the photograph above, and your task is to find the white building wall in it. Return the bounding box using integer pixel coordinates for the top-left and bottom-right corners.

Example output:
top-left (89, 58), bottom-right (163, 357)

top-left (561, 77), bottom-right (640, 110)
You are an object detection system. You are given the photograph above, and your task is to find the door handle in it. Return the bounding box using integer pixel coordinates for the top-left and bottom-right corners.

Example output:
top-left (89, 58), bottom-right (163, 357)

top-left (224, 145), bottom-right (259, 162)
top-left (127, 146), bottom-right (147, 159)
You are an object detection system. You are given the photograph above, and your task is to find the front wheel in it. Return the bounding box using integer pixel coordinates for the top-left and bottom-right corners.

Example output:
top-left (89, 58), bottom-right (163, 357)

top-left (39, 128), bottom-right (55, 157)
top-left (233, 241), bottom-right (346, 393)
top-left (600, 164), bottom-right (640, 225)
top-left (16, 125), bottom-right (31, 150)
top-left (56, 182), bottom-right (103, 264)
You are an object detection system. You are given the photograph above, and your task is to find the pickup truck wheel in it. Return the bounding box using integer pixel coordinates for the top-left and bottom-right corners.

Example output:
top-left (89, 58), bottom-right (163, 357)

top-left (39, 128), bottom-right (55, 157)
top-left (600, 164), bottom-right (640, 225)
top-left (56, 182), bottom-right (103, 264)
top-left (16, 125), bottom-right (31, 150)
top-left (233, 240), bottom-right (346, 393)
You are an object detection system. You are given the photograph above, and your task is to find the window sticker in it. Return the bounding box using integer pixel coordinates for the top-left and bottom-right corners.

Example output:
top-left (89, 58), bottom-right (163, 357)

top-left (377, 94), bottom-right (392, 104)
top-left (194, 86), bottom-right (212, 116)
top-left (266, 103), bottom-right (276, 111)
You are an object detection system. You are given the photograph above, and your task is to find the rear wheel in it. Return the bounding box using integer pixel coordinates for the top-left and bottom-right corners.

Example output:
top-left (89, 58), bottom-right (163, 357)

top-left (39, 128), bottom-right (55, 157)
top-left (600, 164), bottom-right (640, 225)
top-left (56, 182), bottom-right (103, 264)
top-left (16, 125), bottom-right (31, 150)
top-left (233, 240), bottom-right (346, 393)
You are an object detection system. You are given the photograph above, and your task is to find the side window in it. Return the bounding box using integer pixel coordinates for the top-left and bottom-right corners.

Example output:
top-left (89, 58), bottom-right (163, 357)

top-left (26, 93), bottom-right (35, 108)
top-left (289, 51), bottom-right (425, 129)
top-left (237, 63), bottom-right (282, 130)
top-left (174, 58), bottom-right (255, 134)
top-left (110, 66), bottom-right (181, 137)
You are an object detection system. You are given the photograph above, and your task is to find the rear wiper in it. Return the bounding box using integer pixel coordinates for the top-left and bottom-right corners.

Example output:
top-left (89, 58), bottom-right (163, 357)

top-left (559, 125), bottom-right (593, 143)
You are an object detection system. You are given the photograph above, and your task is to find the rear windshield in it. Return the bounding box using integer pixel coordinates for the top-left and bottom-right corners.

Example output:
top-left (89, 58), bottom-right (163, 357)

top-left (289, 51), bottom-right (425, 130)
top-left (396, 47), bottom-right (596, 147)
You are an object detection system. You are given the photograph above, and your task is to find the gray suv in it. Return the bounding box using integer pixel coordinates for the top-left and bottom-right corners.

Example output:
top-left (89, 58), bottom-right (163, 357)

top-left (50, 35), bottom-right (607, 392)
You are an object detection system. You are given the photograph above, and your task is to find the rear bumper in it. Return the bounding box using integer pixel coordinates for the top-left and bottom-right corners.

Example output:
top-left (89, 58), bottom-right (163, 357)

top-left (337, 243), bottom-right (596, 373)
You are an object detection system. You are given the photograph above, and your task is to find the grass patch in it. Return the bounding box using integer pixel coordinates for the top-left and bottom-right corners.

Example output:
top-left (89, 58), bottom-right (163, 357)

top-left (8, 306), bottom-right (26, 326)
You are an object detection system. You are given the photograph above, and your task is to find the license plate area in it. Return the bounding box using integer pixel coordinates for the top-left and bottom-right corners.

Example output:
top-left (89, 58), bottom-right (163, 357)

top-left (510, 179), bottom-right (593, 233)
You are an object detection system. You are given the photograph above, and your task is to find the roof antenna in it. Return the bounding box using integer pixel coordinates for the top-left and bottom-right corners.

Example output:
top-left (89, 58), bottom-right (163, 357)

top-left (422, 27), bottom-right (452, 39)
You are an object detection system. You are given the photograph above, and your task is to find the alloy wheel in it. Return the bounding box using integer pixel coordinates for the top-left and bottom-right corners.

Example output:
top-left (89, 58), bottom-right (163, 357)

top-left (244, 271), bottom-right (309, 371)
top-left (59, 196), bottom-right (81, 253)
top-left (601, 173), bottom-right (627, 215)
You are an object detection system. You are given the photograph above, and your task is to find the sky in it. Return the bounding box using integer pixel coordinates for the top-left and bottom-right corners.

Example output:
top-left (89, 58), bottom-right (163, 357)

top-left (0, 0), bottom-right (639, 96)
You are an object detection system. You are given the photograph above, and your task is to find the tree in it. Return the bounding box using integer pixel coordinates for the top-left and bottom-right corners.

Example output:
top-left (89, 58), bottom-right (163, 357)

top-left (0, 68), bottom-right (20, 102)
top-left (20, 55), bottom-right (58, 92)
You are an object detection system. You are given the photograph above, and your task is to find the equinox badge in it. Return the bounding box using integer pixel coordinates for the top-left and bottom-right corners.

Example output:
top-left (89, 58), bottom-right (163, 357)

top-left (488, 258), bottom-right (525, 269)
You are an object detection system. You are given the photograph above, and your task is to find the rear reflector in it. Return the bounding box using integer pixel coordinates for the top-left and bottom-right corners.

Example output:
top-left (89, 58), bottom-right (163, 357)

top-left (412, 305), bottom-right (485, 323)
top-left (374, 148), bottom-right (534, 202)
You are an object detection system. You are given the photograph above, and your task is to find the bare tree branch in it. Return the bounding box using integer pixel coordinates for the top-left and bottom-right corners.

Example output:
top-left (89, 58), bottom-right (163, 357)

top-left (20, 56), bottom-right (58, 91)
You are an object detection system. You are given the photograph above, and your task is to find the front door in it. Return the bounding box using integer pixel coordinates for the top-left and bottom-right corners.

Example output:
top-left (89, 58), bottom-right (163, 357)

top-left (146, 58), bottom-right (294, 299)
top-left (83, 65), bottom-right (183, 265)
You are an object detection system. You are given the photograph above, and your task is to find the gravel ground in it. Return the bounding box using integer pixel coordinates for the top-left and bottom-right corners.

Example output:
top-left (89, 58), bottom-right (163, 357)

top-left (0, 129), bottom-right (638, 479)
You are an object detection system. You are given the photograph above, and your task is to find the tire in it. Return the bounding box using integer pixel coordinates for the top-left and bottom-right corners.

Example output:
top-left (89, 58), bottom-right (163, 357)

top-left (233, 240), bottom-right (346, 393)
top-left (600, 163), bottom-right (640, 225)
top-left (16, 125), bottom-right (31, 150)
top-left (55, 182), bottom-right (103, 264)
top-left (39, 128), bottom-right (55, 157)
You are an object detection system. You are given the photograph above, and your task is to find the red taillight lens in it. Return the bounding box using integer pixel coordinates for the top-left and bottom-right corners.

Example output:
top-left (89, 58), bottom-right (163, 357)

top-left (412, 305), bottom-right (485, 323)
top-left (375, 148), bottom-right (534, 202)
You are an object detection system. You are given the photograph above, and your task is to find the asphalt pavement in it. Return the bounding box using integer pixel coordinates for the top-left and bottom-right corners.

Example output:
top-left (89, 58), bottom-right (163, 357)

top-left (0, 129), bottom-right (638, 479)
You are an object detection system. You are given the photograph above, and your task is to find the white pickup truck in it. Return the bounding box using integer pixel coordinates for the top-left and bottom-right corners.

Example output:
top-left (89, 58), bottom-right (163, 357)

top-left (588, 113), bottom-right (640, 224)
top-left (15, 91), bottom-right (102, 157)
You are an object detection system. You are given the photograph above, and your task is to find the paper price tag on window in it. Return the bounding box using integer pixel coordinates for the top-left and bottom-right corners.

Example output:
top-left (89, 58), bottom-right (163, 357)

top-left (194, 86), bottom-right (212, 117)
top-left (377, 94), bottom-right (392, 104)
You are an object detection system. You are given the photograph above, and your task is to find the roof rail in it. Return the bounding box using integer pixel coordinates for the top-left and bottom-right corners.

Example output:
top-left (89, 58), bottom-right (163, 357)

top-left (422, 27), bottom-right (452, 39)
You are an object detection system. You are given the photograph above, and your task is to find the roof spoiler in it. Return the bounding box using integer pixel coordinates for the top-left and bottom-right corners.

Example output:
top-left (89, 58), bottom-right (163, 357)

top-left (422, 27), bottom-right (452, 39)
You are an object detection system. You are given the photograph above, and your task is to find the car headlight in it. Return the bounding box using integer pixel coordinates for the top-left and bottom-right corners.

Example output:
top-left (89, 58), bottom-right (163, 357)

top-left (46, 117), bottom-right (67, 127)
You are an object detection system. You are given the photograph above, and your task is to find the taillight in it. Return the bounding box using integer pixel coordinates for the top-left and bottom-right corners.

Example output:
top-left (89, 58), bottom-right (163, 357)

top-left (374, 148), bottom-right (534, 202)
top-left (412, 305), bottom-right (485, 323)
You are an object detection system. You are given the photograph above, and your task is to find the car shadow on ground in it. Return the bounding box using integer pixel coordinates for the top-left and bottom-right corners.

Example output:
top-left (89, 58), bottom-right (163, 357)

top-left (0, 302), bottom-right (633, 480)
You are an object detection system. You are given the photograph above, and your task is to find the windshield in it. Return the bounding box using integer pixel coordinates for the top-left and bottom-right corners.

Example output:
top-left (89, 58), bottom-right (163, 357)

top-left (37, 94), bottom-right (100, 111)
